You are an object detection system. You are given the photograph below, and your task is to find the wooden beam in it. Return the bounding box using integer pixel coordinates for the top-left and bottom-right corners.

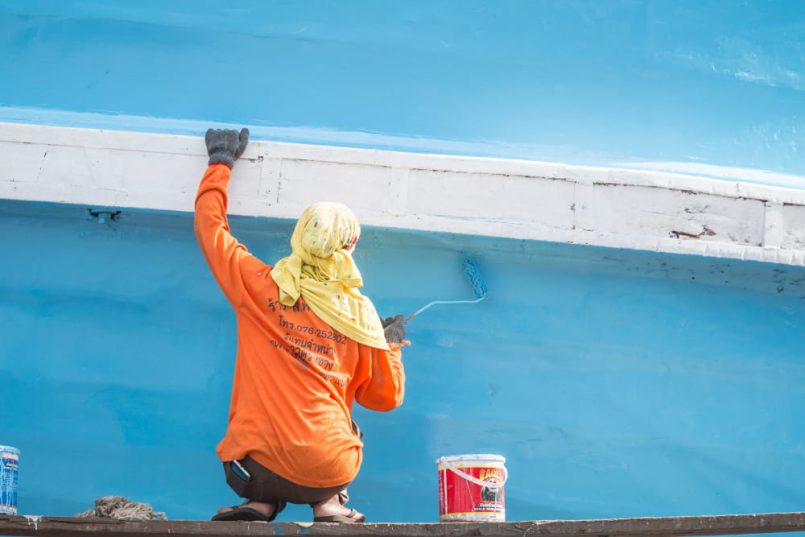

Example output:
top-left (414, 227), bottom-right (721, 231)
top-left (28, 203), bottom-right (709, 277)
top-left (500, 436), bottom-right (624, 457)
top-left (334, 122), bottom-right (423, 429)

top-left (1, 512), bottom-right (804, 537)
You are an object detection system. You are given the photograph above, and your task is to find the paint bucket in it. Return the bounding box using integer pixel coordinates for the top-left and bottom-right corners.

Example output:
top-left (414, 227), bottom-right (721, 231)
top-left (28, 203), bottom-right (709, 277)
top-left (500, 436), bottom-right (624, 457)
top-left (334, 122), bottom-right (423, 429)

top-left (0, 446), bottom-right (19, 515)
top-left (436, 454), bottom-right (507, 522)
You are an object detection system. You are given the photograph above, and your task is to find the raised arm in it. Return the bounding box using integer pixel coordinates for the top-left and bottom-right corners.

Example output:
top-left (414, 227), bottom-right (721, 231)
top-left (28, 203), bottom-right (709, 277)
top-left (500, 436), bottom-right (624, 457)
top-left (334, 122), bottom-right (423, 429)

top-left (194, 128), bottom-right (251, 306)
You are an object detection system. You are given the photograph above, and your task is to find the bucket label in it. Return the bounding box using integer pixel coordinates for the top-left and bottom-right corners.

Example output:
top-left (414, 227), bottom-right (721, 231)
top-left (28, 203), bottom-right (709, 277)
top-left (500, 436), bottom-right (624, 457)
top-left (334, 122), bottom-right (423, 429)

top-left (439, 465), bottom-right (505, 522)
top-left (0, 453), bottom-right (19, 515)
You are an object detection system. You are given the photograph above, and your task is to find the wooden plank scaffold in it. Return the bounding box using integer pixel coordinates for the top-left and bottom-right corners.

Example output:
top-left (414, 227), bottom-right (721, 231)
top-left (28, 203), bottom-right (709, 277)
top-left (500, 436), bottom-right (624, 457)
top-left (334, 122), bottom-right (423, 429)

top-left (1, 512), bottom-right (804, 537)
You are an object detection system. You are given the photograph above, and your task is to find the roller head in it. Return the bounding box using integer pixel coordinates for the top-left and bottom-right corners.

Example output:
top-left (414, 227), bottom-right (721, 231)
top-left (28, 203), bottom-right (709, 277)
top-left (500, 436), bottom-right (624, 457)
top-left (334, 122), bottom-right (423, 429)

top-left (463, 258), bottom-right (488, 299)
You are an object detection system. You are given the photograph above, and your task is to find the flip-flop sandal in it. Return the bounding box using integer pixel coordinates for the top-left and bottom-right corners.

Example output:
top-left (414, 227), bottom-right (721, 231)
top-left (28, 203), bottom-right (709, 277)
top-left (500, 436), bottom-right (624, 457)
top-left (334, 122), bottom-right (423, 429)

top-left (314, 508), bottom-right (366, 524)
top-left (212, 501), bottom-right (286, 522)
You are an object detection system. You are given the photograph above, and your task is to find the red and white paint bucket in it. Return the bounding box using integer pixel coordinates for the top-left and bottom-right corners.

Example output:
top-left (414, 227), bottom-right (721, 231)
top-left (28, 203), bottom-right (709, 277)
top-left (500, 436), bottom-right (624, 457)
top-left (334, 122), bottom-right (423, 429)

top-left (437, 454), bottom-right (507, 522)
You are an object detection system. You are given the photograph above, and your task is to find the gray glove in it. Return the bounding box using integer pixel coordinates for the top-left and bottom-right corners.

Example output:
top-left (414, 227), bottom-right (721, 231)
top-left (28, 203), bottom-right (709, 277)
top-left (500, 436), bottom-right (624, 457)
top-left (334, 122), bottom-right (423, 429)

top-left (205, 128), bottom-right (249, 168)
top-left (382, 315), bottom-right (407, 344)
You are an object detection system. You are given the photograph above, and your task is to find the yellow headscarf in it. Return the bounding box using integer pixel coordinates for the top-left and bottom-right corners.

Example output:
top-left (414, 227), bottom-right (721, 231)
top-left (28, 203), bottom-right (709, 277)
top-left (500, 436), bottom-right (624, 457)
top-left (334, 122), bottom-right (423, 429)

top-left (270, 202), bottom-right (389, 350)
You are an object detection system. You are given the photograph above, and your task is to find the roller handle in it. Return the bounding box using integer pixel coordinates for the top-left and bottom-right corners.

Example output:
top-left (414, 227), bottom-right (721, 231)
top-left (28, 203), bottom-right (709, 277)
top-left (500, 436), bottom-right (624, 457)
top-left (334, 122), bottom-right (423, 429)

top-left (406, 296), bottom-right (485, 321)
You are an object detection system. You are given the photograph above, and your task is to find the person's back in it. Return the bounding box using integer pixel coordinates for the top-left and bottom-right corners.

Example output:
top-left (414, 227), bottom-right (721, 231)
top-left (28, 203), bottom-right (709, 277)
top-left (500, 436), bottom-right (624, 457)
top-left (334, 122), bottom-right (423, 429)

top-left (194, 128), bottom-right (408, 523)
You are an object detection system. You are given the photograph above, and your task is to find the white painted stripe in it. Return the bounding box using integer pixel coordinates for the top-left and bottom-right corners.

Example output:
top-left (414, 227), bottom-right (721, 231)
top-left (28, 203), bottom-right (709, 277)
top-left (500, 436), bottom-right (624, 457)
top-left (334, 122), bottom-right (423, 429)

top-left (6, 106), bottom-right (805, 190)
top-left (1, 121), bottom-right (804, 267)
top-left (615, 161), bottom-right (805, 190)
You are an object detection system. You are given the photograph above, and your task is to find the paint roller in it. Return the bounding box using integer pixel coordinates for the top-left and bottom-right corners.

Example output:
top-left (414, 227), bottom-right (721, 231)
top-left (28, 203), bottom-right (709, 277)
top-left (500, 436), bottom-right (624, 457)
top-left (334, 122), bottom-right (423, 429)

top-left (406, 259), bottom-right (488, 321)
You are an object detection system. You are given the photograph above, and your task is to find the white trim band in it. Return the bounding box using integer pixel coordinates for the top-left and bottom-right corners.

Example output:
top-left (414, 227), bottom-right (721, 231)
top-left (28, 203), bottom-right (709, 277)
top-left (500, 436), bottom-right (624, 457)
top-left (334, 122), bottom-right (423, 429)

top-left (1, 121), bottom-right (804, 266)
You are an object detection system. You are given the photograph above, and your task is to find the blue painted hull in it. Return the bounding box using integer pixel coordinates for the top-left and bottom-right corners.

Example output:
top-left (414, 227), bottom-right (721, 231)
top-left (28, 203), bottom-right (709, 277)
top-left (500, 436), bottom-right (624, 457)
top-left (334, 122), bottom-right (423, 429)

top-left (2, 200), bottom-right (804, 521)
top-left (1, 0), bottom-right (805, 523)
top-left (1, 1), bottom-right (804, 181)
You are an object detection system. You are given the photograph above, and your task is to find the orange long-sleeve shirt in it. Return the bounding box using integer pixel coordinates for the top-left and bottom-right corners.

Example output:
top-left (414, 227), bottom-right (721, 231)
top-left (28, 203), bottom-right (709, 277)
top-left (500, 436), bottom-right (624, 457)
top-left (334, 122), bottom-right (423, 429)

top-left (195, 164), bottom-right (405, 488)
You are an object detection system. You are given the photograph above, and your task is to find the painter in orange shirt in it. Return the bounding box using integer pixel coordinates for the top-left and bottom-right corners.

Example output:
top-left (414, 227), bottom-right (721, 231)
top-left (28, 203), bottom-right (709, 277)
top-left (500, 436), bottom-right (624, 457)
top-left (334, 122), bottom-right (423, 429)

top-left (195, 128), bottom-right (407, 523)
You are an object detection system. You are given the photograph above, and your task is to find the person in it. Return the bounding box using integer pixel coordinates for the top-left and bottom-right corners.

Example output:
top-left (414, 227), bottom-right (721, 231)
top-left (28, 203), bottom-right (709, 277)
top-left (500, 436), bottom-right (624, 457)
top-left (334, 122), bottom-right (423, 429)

top-left (195, 128), bottom-right (408, 523)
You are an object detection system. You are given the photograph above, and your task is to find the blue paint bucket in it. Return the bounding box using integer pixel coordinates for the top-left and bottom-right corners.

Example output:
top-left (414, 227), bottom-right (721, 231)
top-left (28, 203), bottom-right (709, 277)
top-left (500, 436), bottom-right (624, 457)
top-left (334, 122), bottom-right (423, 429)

top-left (0, 446), bottom-right (20, 515)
